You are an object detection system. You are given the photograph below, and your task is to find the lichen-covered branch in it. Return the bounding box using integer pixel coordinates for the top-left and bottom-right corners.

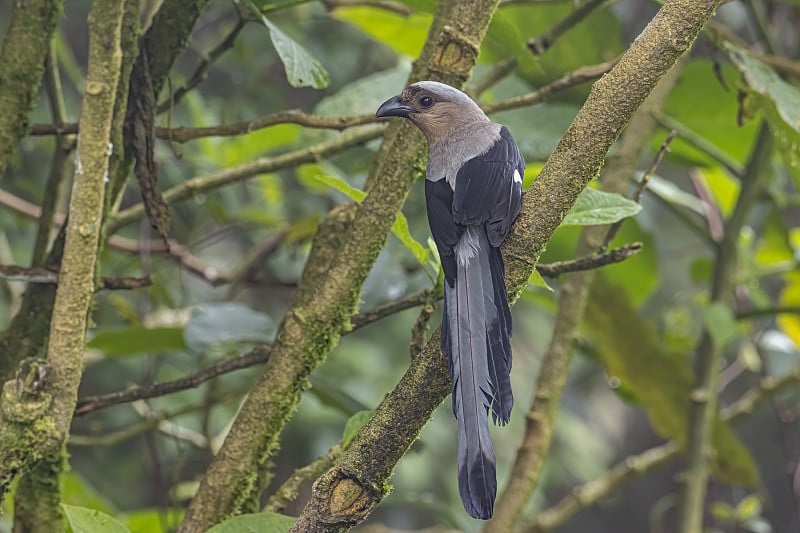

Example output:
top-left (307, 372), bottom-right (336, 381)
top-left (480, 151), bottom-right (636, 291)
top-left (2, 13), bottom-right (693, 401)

top-left (0, 0), bottom-right (62, 178)
top-left (291, 1), bottom-right (718, 530)
top-left (0, 0), bottom-right (126, 524)
top-left (43, 0), bottom-right (126, 445)
top-left (485, 56), bottom-right (684, 533)
top-left (179, 1), bottom-right (504, 530)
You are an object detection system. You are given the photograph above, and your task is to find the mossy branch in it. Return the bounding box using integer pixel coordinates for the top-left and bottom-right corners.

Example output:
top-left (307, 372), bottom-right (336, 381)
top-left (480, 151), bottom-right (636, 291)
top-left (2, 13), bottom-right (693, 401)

top-left (42, 0), bottom-right (126, 443)
top-left (179, 1), bottom-right (503, 531)
top-left (293, 0), bottom-right (722, 529)
top-left (0, 0), bottom-right (62, 178)
top-left (0, 0), bottom-right (126, 518)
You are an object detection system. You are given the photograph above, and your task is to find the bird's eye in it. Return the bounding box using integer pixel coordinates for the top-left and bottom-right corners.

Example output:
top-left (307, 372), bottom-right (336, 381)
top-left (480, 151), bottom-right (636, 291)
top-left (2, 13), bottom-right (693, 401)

top-left (419, 95), bottom-right (434, 108)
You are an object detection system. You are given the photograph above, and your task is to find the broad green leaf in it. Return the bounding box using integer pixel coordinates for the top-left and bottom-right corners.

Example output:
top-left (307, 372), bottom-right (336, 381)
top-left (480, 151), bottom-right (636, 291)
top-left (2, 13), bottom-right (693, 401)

top-left (483, 4), bottom-right (623, 100)
top-left (602, 218), bottom-right (658, 306)
top-left (299, 164), bottom-right (430, 266)
top-left (342, 410), bottom-right (375, 448)
top-left (494, 103), bottom-right (579, 161)
top-left (61, 473), bottom-right (116, 516)
top-left (664, 60), bottom-right (758, 166)
top-left (314, 63), bottom-right (411, 119)
top-left (122, 508), bottom-right (184, 532)
top-left (562, 188), bottom-right (641, 226)
top-left (735, 494), bottom-right (762, 522)
top-left (183, 303), bottom-right (275, 353)
top-left (704, 302), bottom-right (741, 347)
top-left (207, 512), bottom-right (296, 533)
top-left (333, 7), bottom-right (431, 57)
top-left (63, 504), bottom-right (130, 533)
top-left (587, 277), bottom-right (759, 485)
top-left (86, 327), bottom-right (186, 356)
top-left (299, 164), bottom-right (366, 201)
top-left (725, 43), bottom-right (800, 185)
top-left (248, 1), bottom-right (329, 89)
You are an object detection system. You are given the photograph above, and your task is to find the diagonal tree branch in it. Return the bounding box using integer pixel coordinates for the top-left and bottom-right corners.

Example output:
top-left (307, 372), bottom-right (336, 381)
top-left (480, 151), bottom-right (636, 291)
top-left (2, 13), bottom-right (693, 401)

top-left (295, 1), bottom-right (722, 531)
top-left (178, 1), bottom-right (507, 530)
top-left (0, 0), bottom-right (62, 179)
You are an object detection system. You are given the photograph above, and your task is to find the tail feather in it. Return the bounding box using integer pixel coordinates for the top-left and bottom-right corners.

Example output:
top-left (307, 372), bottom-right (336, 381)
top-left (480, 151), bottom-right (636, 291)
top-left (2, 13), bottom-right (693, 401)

top-left (444, 227), bottom-right (513, 520)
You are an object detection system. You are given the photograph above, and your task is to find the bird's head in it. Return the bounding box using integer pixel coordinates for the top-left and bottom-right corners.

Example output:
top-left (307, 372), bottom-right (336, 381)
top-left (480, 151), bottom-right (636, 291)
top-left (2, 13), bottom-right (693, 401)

top-left (375, 81), bottom-right (489, 144)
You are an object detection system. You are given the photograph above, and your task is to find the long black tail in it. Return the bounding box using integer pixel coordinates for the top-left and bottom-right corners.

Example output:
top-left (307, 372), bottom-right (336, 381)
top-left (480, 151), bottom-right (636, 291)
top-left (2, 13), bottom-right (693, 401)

top-left (441, 226), bottom-right (513, 520)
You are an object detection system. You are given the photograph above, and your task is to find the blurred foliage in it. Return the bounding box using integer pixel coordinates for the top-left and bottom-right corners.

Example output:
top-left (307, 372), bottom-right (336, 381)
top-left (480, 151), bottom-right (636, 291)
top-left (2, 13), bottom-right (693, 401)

top-left (0, 0), bottom-right (799, 532)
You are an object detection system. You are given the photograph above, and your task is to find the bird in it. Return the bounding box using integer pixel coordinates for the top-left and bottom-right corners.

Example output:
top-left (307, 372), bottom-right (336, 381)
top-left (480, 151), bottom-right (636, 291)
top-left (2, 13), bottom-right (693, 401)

top-left (376, 81), bottom-right (524, 519)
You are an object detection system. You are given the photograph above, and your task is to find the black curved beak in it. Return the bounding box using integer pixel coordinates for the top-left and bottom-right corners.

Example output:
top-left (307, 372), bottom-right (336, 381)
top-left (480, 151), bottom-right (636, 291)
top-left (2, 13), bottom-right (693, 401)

top-left (376, 95), bottom-right (411, 118)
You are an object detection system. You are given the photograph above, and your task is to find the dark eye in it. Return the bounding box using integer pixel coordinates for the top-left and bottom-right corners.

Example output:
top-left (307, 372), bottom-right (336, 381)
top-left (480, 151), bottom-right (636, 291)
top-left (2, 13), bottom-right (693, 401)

top-left (419, 95), bottom-right (434, 108)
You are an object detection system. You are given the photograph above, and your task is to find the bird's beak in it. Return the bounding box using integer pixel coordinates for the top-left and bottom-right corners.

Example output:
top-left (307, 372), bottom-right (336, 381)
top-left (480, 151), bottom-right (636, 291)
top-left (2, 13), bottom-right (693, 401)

top-left (376, 95), bottom-right (411, 119)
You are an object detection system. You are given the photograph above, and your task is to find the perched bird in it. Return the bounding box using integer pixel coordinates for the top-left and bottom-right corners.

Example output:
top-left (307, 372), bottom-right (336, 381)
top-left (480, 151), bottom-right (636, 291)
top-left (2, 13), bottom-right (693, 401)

top-left (376, 81), bottom-right (524, 519)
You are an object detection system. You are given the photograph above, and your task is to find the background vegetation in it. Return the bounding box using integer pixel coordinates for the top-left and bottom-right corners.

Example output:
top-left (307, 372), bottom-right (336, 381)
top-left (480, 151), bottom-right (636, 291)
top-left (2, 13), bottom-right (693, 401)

top-left (0, 0), bottom-right (799, 532)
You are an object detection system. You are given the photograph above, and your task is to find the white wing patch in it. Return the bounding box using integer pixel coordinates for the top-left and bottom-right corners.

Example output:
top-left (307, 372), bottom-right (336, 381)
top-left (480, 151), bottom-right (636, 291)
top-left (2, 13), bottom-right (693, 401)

top-left (513, 169), bottom-right (522, 184)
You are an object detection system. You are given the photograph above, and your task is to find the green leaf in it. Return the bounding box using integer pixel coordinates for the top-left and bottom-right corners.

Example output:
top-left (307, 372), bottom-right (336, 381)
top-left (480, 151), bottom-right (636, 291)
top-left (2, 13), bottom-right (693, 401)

top-left (299, 164), bottom-right (430, 267)
top-left (735, 494), bottom-right (762, 522)
top-left (299, 164), bottom-right (365, 201)
top-left (333, 7), bottom-right (431, 57)
top-left (494, 103), bottom-right (579, 161)
top-left (206, 512), bottom-right (296, 533)
top-left (528, 267), bottom-right (553, 292)
top-left (183, 303), bottom-right (276, 353)
top-left (86, 327), bottom-right (186, 356)
top-left (704, 302), bottom-right (740, 347)
top-left (586, 277), bottom-right (759, 485)
top-left (61, 473), bottom-right (116, 516)
top-left (62, 504), bottom-right (130, 533)
top-left (725, 42), bottom-right (800, 185)
top-left (602, 218), bottom-right (658, 306)
top-left (121, 508), bottom-right (184, 532)
top-left (314, 63), bottom-right (411, 119)
top-left (342, 410), bottom-right (374, 448)
top-left (248, 1), bottom-right (329, 89)
top-left (646, 175), bottom-right (705, 215)
top-left (664, 60), bottom-right (759, 167)
top-left (562, 187), bottom-right (641, 226)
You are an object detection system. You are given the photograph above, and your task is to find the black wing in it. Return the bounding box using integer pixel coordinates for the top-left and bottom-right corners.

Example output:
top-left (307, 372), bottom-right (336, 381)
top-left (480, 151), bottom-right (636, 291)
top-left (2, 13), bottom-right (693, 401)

top-left (426, 179), bottom-right (463, 286)
top-left (452, 126), bottom-right (524, 247)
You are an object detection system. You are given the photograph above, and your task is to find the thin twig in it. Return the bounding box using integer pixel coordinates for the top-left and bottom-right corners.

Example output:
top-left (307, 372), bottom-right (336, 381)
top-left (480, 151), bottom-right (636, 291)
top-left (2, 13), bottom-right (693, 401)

top-left (34, 44), bottom-right (73, 266)
top-left (75, 288), bottom-right (440, 416)
top-left (536, 242), bottom-right (643, 277)
top-left (654, 115), bottom-right (745, 178)
top-left (483, 59), bottom-right (618, 114)
top-left (602, 130), bottom-right (676, 249)
top-left (106, 124), bottom-right (386, 233)
top-left (0, 264), bottom-right (151, 290)
top-left (30, 61), bottom-right (613, 145)
top-left (156, 16), bottom-right (247, 115)
top-left (0, 188), bottom-right (168, 253)
top-left (74, 346), bottom-right (272, 416)
top-left (468, 57), bottom-right (518, 98)
top-left (527, 0), bottom-right (612, 56)
top-left (735, 306), bottom-right (800, 320)
top-left (263, 442), bottom-right (344, 513)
